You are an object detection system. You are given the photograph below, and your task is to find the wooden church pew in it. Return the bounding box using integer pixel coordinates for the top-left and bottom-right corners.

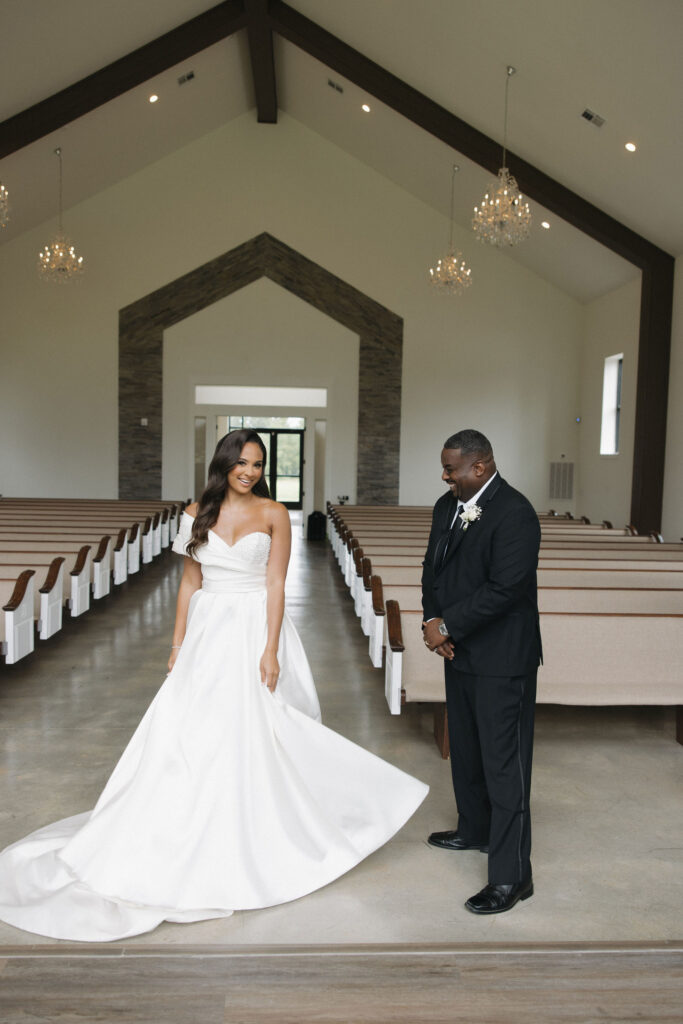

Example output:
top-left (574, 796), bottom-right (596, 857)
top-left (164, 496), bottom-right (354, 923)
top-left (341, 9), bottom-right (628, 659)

top-left (384, 604), bottom-right (683, 752)
top-left (0, 571), bottom-right (36, 664)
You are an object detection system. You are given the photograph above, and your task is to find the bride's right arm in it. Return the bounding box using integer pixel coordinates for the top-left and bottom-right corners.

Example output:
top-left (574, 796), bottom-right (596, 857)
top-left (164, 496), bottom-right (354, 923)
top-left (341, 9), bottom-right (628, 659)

top-left (168, 557), bottom-right (202, 672)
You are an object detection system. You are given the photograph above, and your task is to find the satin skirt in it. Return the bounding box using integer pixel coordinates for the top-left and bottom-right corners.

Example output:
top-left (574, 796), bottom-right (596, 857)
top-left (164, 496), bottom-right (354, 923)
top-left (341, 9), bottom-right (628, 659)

top-left (0, 587), bottom-right (428, 941)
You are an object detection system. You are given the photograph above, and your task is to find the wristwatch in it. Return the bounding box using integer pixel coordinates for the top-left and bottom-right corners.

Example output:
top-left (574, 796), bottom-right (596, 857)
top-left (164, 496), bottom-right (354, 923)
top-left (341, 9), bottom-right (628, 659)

top-left (438, 621), bottom-right (450, 637)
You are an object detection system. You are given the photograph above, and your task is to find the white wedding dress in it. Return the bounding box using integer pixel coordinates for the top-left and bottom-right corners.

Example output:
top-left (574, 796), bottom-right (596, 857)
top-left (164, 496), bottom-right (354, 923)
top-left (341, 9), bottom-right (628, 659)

top-left (0, 513), bottom-right (428, 941)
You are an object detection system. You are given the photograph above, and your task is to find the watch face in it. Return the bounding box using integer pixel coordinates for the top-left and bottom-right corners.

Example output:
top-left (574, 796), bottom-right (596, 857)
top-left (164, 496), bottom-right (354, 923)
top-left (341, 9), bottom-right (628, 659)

top-left (439, 622), bottom-right (449, 636)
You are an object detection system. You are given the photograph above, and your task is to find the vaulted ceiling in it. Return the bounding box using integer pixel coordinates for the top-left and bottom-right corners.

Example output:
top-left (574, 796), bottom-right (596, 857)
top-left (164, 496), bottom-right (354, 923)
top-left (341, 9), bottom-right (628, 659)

top-left (1, 0), bottom-right (681, 303)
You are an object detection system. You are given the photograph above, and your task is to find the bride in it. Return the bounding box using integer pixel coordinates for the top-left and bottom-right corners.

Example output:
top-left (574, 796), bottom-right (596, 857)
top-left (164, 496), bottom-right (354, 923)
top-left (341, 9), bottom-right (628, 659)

top-left (0, 429), bottom-right (428, 941)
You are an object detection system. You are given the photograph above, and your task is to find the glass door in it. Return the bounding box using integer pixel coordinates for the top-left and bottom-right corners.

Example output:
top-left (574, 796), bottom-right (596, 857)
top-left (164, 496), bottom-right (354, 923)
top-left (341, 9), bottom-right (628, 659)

top-left (270, 430), bottom-right (303, 509)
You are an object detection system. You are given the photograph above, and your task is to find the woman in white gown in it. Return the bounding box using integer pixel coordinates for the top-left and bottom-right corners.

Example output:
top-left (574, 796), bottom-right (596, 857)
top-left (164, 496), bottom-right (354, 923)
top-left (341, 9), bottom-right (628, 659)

top-left (0, 429), bottom-right (428, 941)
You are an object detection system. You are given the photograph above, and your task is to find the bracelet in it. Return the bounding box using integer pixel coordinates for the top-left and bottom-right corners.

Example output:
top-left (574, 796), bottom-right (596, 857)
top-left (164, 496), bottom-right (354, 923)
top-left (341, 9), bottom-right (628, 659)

top-left (171, 645), bottom-right (182, 649)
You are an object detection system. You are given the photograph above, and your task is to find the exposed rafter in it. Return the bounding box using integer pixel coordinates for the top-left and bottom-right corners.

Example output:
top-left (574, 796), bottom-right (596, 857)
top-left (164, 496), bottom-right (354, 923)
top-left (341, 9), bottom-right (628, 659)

top-left (245, 0), bottom-right (278, 123)
top-left (269, 1), bottom-right (669, 271)
top-left (0, 0), bottom-right (247, 160)
top-left (268, 0), bottom-right (673, 533)
top-left (0, 0), bottom-right (674, 530)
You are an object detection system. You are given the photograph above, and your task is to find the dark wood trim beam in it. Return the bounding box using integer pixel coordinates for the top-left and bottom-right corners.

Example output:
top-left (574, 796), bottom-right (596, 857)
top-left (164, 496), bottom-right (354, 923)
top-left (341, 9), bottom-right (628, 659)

top-left (0, 1), bottom-right (247, 159)
top-left (245, 0), bottom-right (278, 123)
top-left (269, 1), bottom-right (669, 270)
top-left (630, 256), bottom-right (674, 533)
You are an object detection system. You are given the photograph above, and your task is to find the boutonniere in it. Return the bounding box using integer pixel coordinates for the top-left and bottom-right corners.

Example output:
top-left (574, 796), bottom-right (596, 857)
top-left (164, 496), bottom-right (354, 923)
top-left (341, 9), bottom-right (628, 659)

top-left (459, 504), bottom-right (482, 530)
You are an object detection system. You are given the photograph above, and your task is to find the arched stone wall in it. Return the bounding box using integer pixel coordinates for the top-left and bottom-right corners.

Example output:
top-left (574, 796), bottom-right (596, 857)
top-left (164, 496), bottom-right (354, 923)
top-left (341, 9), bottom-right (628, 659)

top-left (118, 233), bottom-right (403, 502)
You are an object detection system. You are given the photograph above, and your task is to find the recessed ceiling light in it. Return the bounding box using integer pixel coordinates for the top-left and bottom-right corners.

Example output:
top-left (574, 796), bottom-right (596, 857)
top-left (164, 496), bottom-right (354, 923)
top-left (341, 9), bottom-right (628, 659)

top-left (361, 103), bottom-right (371, 113)
top-left (541, 221), bottom-right (550, 229)
top-left (149, 94), bottom-right (159, 104)
top-left (625, 141), bottom-right (637, 152)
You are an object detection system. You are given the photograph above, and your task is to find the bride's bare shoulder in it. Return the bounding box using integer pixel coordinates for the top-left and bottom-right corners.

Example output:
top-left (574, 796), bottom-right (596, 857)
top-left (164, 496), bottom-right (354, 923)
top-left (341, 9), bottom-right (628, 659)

top-left (259, 498), bottom-right (289, 526)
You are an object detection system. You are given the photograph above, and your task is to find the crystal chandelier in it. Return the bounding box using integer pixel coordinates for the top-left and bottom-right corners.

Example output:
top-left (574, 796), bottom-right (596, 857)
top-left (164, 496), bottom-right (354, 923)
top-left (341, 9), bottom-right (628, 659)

top-left (429, 164), bottom-right (472, 295)
top-left (473, 66), bottom-right (532, 248)
top-left (0, 182), bottom-right (8, 228)
top-left (38, 147), bottom-right (84, 282)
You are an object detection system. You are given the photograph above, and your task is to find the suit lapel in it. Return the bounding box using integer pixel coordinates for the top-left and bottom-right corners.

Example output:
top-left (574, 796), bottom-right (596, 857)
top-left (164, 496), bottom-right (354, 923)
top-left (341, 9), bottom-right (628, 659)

top-left (437, 475), bottom-right (504, 572)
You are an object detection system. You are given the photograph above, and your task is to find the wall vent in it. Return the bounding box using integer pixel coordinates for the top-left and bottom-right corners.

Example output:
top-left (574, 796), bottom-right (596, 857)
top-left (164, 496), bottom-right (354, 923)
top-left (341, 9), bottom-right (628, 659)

top-left (178, 71), bottom-right (195, 85)
top-left (581, 108), bottom-right (605, 127)
top-left (549, 461), bottom-right (574, 500)
top-left (327, 78), bottom-right (344, 93)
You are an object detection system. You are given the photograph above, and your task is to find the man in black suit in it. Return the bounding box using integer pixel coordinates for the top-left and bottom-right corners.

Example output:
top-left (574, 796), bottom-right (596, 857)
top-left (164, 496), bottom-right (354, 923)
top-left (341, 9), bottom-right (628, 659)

top-left (421, 429), bottom-right (542, 914)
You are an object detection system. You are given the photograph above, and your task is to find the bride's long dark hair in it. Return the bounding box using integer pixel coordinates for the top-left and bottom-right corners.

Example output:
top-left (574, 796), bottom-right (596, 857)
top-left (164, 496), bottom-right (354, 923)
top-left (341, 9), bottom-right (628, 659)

top-left (187, 429), bottom-right (270, 557)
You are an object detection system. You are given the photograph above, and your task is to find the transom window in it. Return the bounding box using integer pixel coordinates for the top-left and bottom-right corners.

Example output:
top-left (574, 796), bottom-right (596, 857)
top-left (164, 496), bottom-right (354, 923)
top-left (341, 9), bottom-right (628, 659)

top-left (195, 385), bottom-right (326, 407)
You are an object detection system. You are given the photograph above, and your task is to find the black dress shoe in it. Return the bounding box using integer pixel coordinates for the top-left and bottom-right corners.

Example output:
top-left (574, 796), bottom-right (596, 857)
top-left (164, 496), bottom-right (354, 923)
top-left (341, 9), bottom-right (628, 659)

top-left (427, 830), bottom-right (489, 853)
top-left (465, 877), bottom-right (533, 914)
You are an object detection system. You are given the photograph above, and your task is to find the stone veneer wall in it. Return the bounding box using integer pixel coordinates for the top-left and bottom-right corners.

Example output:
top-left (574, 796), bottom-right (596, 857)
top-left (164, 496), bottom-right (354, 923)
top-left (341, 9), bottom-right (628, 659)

top-left (119, 233), bottom-right (403, 502)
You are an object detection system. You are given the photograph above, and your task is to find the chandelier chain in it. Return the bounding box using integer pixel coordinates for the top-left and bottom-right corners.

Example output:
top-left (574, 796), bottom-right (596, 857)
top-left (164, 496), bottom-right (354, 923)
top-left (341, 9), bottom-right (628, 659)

top-left (56, 147), bottom-right (64, 235)
top-left (502, 67), bottom-right (514, 167)
top-left (0, 182), bottom-right (9, 229)
top-left (448, 164), bottom-right (456, 252)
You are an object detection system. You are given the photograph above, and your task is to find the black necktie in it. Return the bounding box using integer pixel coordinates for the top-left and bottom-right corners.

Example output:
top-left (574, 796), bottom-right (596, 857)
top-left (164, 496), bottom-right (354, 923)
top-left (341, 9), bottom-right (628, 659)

top-left (439, 503), bottom-right (463, 567)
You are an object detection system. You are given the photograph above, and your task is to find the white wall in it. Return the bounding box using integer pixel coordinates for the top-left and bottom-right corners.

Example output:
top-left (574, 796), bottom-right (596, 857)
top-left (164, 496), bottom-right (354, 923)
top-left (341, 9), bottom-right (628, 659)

top-left (0, 111), bottom-right (584, 508)
top-left (162, 278), bottom-right (358, 513)
top-left (399, 238), bottom-right (582, 508)
top-left (577, 277), bottom-right (640, 527)
top-left (662, 255), bottom-right (683, 542)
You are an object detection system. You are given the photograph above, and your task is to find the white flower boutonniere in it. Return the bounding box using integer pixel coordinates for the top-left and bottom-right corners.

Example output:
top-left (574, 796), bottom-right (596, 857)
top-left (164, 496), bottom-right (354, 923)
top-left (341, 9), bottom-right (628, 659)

top-left (459, 504), bottom-right (482, 531)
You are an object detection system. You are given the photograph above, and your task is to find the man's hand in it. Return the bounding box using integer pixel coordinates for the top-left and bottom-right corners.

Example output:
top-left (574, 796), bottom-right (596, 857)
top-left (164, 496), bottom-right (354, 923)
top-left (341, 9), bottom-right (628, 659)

top-left (421, 614), bottom-right (454, 655)
top-left (433, 640), bottom-right (455, 660)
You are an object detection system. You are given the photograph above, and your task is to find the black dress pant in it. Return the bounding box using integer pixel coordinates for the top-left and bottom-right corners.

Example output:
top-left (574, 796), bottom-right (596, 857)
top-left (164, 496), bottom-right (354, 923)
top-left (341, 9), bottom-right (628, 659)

top-left (445, 662), bottom-right (537, 884)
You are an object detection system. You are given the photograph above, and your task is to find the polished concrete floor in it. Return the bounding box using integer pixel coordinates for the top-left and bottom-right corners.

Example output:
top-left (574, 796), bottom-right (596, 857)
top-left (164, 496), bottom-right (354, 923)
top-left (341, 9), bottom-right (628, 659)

top-left (0, 524), bottom-right (681, 950)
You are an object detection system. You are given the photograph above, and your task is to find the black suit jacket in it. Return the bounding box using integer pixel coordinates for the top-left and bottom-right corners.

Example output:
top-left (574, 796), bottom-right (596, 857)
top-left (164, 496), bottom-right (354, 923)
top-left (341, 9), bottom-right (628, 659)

top-left (421, 476), bottom-right (542, 676)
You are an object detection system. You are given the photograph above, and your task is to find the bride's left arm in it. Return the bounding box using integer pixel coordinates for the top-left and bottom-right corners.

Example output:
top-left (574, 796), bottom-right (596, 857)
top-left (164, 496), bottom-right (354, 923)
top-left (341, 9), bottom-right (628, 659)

top-left (261, 503), bottom-right (291, 691)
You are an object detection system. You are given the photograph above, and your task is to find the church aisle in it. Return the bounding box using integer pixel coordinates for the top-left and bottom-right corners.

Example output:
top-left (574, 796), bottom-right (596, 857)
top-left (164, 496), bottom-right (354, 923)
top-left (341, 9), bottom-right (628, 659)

top-left (0, 525), bottom-right (680, 947)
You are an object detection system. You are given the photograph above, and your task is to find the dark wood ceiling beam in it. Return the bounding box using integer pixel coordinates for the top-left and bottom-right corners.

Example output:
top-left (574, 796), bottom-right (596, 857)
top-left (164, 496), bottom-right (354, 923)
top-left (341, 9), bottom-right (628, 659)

top-left (245, 0), bottom-right (278, 122)
top-left (0, 0), bottom-right (674, 531)
top-left (269, 0), bottom-right (669, 270)
top-left (269, 0), bottom-right (673, 534)
top-left (0, 0), bottom-right (247, 160)
top-left (630, 260), bottom-right (674, 533)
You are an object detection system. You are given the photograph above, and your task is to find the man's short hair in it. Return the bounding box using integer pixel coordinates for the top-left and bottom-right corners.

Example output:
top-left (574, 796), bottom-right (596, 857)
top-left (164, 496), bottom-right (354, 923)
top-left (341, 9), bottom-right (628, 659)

top-left (444, 429), bottom-right (493, 460)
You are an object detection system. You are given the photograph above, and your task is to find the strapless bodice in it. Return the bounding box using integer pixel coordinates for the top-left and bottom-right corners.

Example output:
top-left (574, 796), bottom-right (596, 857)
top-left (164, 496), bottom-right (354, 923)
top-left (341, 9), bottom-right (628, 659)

top-left (172, 514), bottom-right (271, 593)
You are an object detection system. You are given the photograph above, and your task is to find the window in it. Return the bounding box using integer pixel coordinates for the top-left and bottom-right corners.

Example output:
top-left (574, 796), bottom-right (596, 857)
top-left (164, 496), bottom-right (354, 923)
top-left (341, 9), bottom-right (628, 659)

top-left (600, 353), bottom-right (623, 455)
top-left (225, 415), bottom-right (305, 430)
top-left (195, 385), bottom-right (327, 407)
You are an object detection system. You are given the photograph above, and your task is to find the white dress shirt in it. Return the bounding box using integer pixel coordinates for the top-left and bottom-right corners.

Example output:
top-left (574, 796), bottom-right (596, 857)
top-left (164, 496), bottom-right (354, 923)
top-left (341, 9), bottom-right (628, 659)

top-left (448, 471), bottom-right (498, 528)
